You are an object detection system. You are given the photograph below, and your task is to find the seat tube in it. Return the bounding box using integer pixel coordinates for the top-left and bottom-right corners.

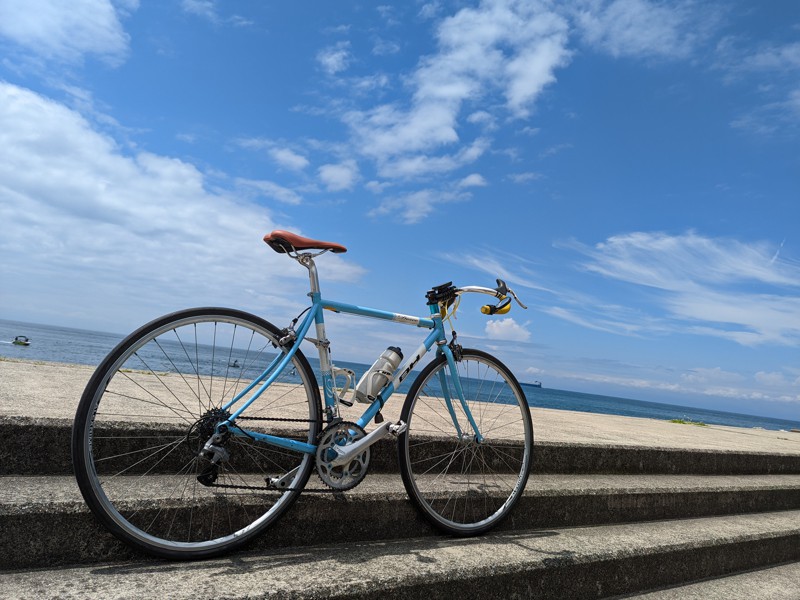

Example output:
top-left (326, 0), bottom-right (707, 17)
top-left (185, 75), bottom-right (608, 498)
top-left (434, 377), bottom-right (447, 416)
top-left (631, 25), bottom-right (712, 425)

top-left (302, 256), bottom-right (336, 410)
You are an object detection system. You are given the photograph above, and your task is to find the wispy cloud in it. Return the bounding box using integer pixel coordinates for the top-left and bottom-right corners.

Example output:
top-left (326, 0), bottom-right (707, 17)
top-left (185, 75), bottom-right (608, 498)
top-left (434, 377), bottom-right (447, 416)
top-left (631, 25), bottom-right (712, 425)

top-left (317, 41), bottom-right (352, 75)
top-left (0, 0), bottom-right (132, 66)
top-left (439, 249), bottom-right (550, 293)
top-left (573, 0), bottom-right (713, 60)
top-left (234, 138), bottom-right (310, 171)
top-left (538, 142), bottom-right (572, 158)
top-left (508, 171), bottom-right (544, 184)
top-left (236, 178), bottom-right (303, 205)
top-left (715, 38), bottom-right (800, 135)
top-left (369, 189), bottom-right (465, 224)
top-left (181, 0), bottom-right (252, 27)
top-left (545, 359), bottom-right (800, 405)
top-left (560, 231), bottom-right (800, 346)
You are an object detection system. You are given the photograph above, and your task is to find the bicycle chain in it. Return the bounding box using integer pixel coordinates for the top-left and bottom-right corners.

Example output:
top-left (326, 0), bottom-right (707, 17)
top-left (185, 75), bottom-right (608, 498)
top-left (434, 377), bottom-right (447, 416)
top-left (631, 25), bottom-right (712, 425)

top-left (238, 416), bottom-right (318, 423)
top-left (207, 481), bottom-right (338, 493)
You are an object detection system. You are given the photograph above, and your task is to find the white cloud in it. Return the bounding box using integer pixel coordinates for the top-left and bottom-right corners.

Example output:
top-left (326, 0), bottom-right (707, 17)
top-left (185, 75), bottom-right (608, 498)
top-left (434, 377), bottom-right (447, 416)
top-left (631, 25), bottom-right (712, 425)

top-left (458, 173), bottom-right (488, 188)
top-left (181, 0), bottom-right (252, 27)
top-left (182, 0), bottom-right (216, 21)
top-left (236, 178), bottom-right (303, 205)
top-left (574, 0), bottom-right (704, 60)
top-left (539, 142), bottom-right (572, 158)
top-left (717, 39), bottom-right (800, 76)
top-left (269, 147), bottom-right (310, 171)
top-left (376, 137), bottom-right (490, 179)
top-left (317, 41), bottom-right (352, 75)
top-left (508, 171), bottom-right (543, 183)
top-left (485, 318), bottom-right (531, 342)
top-left (369, 189), bottom-right (465, 225)
top-left (318, 160), bottom-right (359, 192)
top-left (373, 38), bottom-right (401, 56)
top-left (680, 367), bottom-right (744, 385)
top-left (419, 2), bottom-right (441, 20)
top-left (467, 110), bottom-right (497, 130)
top-left (0, 0), bottom-right (132, 65)
top-left (714, 38), bottom-right (800, 135)
top-left (755, 371), bottom-right (788, 387)
top-left (344, 0), bottom-right (571, 181)
top-left (234, 139), bottom-right (310, 171)
top-left (0, 83), bottom-right (363, 330)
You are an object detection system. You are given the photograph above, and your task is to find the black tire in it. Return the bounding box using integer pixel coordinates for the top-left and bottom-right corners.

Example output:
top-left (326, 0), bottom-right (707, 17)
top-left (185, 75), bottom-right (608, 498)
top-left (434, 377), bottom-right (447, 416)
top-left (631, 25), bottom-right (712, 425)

top-left (72, 308), bottom-right (322, 559)
top-left (398, 349), bottom-right (532, 535)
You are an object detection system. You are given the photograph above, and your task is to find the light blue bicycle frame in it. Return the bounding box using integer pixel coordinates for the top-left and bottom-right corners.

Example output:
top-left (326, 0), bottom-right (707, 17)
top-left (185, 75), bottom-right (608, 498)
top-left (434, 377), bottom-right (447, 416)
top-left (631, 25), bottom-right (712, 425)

top-left (217, 256), bottom-right (482, 456)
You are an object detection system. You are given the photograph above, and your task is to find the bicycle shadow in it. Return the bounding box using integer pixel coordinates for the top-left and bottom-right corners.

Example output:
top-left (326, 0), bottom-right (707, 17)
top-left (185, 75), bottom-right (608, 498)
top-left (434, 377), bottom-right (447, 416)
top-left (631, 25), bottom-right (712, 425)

top-left (90, 528), bottom-right (572, 580)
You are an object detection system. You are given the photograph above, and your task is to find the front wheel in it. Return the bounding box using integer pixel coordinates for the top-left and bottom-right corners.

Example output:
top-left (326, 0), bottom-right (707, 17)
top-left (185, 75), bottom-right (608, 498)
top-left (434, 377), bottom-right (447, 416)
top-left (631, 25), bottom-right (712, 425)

top-left (71, 308), bottom-right (322, 559)
top-left (398, 349), bottom-right (533, 535)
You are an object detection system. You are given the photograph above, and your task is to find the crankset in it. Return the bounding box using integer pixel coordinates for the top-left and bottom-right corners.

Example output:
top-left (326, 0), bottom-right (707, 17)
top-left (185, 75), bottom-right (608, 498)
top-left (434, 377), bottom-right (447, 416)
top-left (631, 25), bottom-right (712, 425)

top-left (315, 421), bottom-right (370, 491)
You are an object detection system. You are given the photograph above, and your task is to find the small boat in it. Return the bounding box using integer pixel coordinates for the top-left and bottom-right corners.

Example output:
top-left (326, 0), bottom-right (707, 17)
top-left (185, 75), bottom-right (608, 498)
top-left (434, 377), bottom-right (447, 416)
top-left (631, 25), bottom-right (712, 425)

top-left (13, 336), bottom-right (31, 346)
top-left (531, 381), bottom-right (542, 388)
top-left (229, 360), bottom-right (240, 368)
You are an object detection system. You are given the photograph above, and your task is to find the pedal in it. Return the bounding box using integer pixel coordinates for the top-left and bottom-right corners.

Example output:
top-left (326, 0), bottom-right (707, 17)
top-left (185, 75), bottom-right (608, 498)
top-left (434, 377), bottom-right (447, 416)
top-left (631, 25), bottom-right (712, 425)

top-left (388, 420), bottom-right (407, 435)
top-left (339, 398), bottom-right (354, 407)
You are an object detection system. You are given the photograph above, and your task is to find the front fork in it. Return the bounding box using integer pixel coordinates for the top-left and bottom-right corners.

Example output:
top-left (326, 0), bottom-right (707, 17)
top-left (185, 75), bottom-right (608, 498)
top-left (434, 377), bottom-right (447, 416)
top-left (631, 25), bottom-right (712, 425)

top-left (437, 342), bottom-right (484, 443)
top-left (429, 302), bottom-right (483, 444)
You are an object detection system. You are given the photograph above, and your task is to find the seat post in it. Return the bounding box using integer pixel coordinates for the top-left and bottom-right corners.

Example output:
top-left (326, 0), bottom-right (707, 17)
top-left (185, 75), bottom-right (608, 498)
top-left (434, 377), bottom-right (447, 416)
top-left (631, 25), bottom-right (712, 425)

top-left (296, 253), bottom-right (322, 296)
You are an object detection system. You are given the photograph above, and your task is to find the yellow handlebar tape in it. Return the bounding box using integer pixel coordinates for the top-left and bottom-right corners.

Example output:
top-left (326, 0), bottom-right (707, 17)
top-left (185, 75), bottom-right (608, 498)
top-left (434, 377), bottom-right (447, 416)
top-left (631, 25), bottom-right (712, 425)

top-left (481, 300), bottom-right (511, 315)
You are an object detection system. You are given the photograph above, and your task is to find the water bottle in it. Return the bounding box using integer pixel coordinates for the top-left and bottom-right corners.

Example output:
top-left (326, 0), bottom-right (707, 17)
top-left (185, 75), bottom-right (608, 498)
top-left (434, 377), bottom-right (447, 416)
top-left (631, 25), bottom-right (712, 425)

top-left (354, 346), bottom-right (403, 403)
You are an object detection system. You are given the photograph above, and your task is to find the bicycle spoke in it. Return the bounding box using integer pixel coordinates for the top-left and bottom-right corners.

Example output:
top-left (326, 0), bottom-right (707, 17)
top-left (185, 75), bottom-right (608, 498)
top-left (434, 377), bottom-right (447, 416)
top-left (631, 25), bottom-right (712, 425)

top-left (400, 350), bottom-right (532, 534)
top-left (74, 309), bottom-right (321, 558)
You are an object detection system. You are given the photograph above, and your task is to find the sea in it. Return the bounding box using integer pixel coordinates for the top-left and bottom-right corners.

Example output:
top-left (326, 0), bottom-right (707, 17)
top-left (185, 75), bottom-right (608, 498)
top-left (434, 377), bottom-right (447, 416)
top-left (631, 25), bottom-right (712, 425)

top-left (2, 318), bottom-right (799, 432)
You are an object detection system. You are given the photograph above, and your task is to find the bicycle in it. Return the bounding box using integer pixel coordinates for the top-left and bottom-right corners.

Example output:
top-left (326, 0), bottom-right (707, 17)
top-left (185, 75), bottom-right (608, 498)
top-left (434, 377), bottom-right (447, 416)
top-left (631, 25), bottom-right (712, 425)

top-left (72, 230), bottom-right (533, 560)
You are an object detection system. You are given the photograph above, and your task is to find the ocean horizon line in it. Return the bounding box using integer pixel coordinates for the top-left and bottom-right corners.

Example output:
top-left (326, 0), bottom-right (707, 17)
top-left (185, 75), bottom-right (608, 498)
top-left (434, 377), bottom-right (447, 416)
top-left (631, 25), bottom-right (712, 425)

top-left (1, 317), bottom-right (799, 432)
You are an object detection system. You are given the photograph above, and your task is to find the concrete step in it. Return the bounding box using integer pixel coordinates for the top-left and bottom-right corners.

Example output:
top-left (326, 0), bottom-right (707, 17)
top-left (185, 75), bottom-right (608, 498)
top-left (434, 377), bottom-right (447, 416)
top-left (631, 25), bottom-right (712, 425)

top-left (621, 561), bottom-right (800, 599)
top-left (3, 510), bottom-right (799, 599)
top-left (3, 473), bottom-right (800, 570)
top-left (5, 416), bottom-right (800, 476)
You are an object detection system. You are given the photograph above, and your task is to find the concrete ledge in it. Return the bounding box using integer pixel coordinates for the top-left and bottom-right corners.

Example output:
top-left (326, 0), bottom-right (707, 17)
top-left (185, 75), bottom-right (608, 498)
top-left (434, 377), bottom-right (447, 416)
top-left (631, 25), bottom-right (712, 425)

top-left (629, 561), bottom-right (800, 599)
top-left (4, 474), bottom-right (800, 570)
top-left (4, 416), bottom-right (800, 476)
top-left (3, 511), bottom-right (799, 599)
top-left (534, 441), bottom-right (800, 475)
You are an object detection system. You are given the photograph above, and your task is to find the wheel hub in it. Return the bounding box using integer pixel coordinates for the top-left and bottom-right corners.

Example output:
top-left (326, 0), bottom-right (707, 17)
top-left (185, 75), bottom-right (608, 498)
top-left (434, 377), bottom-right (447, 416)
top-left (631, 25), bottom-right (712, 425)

top-left (188, 408), bottom-right (232, 486)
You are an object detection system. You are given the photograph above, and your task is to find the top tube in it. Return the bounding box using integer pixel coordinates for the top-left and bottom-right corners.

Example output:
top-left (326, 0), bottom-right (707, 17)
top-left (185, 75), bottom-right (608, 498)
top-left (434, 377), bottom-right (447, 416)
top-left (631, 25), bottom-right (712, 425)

top-left (322, 298), bottom-right (435, 329)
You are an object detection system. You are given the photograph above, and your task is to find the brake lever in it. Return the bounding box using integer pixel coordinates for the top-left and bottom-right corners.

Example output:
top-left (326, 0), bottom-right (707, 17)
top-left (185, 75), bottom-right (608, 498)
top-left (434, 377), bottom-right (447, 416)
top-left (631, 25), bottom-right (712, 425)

top-left (507, 288), bottom-right (528, 310)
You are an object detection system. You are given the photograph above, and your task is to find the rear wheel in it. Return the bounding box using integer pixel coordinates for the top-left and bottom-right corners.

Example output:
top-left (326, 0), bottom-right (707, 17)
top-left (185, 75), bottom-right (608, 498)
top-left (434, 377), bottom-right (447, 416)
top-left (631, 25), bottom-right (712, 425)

top-left (72, 308), bottom-right (321, 559)
top-left (398, 349), bottom-right (532, 535)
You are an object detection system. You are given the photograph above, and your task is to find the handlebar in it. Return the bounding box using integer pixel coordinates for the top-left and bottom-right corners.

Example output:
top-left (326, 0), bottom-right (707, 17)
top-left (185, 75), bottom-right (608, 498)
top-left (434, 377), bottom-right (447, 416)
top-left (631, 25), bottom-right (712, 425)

top-left (456, 279), bottom-right (527, 315)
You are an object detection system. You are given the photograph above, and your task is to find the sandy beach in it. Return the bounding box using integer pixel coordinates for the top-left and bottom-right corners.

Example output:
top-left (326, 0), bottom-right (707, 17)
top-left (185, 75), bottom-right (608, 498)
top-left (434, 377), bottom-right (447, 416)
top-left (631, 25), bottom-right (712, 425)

top-left (1, 357), bottom-right (799, 454)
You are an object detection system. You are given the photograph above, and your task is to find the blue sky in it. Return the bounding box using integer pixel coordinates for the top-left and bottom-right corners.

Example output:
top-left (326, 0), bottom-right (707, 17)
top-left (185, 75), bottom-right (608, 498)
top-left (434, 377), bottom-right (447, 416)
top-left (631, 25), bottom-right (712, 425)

top-left (0, 0), bottom-right (798, 420)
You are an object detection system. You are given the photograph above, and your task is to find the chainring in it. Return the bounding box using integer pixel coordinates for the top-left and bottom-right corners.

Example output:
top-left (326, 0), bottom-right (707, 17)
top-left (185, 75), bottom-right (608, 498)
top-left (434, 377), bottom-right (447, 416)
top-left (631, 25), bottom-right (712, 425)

top-left (316, 421), bottom-right (370, 491)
